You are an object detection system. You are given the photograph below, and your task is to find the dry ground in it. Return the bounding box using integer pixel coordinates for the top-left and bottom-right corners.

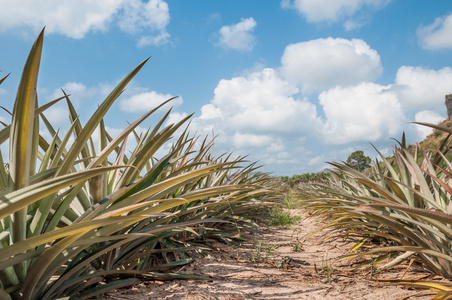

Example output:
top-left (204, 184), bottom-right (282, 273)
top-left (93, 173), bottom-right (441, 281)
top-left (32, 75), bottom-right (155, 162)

top-left (105, 210), bottom-right (440, 299)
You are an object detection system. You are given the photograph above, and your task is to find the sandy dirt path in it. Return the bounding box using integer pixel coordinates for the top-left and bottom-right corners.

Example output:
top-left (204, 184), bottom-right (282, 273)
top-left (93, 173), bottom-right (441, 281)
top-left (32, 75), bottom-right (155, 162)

top-left (105, 209), bottom-right (436, 299)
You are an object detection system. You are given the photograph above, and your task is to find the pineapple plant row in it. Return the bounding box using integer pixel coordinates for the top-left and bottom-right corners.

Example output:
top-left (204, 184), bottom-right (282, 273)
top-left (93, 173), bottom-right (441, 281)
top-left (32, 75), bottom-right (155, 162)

top-left (0, 29), bottom-right (280, 299)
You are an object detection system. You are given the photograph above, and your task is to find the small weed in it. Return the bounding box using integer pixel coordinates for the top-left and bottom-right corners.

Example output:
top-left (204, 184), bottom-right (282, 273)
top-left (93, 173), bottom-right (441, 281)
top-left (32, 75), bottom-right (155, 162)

top-left (248, 241), bottom-right (278, 264)
top-left (368, 254), bottom-right (378, 279)
top-left (268, 207), bottom-right (301, 228)
top-left (283, 191), bottom-right (299, 209)
top-left (435, 130), bottom-right (442, 137)
top-left (291, 228), bottom-right (304, 252)
top-left (317, 252), bottom-right (336, 283)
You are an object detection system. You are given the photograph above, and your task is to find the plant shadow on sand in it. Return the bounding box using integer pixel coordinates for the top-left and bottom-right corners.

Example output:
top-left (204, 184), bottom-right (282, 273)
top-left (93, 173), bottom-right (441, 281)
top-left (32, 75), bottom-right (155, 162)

top-left (105, 209), bottom-right (436, 300)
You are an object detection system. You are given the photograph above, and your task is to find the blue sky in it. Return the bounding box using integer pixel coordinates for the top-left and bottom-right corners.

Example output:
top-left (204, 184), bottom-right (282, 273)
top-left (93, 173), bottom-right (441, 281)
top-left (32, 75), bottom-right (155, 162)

top-left (1, 0), bottom-right (452, 175)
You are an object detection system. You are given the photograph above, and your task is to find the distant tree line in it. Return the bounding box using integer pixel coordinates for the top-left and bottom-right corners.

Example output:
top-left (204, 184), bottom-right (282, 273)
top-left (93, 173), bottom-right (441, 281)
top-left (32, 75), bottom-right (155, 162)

top-left (282, 150), bottom-right (372, 187)
top-left (280, 172), bottom-right (331, 187)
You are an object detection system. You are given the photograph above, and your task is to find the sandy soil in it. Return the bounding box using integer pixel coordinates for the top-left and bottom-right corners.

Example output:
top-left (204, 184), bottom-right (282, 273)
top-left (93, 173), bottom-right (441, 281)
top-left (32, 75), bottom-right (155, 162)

top-left (105, 210), bottom-right (438, 299)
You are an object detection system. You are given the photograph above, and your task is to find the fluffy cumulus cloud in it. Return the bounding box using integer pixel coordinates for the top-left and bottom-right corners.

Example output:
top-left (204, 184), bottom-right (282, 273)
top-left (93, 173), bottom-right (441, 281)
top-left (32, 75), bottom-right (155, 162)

top-left (137, 32), bottom-right (170, 47)
top-left (0, 0), bottom-right (170, 46)
top-left (393, 66), bottom-right (452, 112)
top-left (0, 0), bottom-right (118, 38)
top-left (165, 112), bottom-right (188, 125)
top-left (414, 110), bottom-right (444, 139)
top-left (181, 68), bottom-right (323, 173)
top-left (417, 14), bottom-right (452, 50)
top-left (280, 38), bottom-right (382, 93)
top-left (199, 104), bottom-right (222, 121)
top-left (43, 105), bottom-right (69, 125)
top-left (308, 155), bottom-right (325, 166)
top-left (281, 0), bottom-right (390, 23)
top-left (205, 68), bottom-right (321, 134)
top-left (319, 82), bottom-right (405, 144)
top-left (54, 82), bottom-right (98, 99)
top-left (40, 81), bottom-right (112, 125)
top-left (117, 0), bottom-right (169, 33)
top-left (117, 0), bottom-right (170, 47)
top-left (217, 17), bottom-right (257, 51)
top-left (232, 133), bottom-right (273, 149)
top-left (181, 37), bottom-right (452, 173)
top-left (119, 91), bottom-right (182, 113)
top-left (186, 35), bottom-right (451, 174)
top-left (52, 81), bottom-right (114, 105)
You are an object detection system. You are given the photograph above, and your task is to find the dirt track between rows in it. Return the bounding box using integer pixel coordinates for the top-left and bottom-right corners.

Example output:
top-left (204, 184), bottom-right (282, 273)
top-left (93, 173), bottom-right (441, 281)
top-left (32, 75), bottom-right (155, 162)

top-left (106, 209), bottom-right (436, 299)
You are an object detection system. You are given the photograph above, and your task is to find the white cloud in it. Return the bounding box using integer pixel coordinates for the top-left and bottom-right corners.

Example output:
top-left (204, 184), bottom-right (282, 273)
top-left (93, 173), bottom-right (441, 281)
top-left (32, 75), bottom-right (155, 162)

top-left (42, 82), bottom-right (106, 125)
top-left (119, 91), bottom-right (182, 113)
top-left (0, 0), bottom-right (119, 38)
top-left (280, 38), bottom-right (382, 93)
top-left (417, 14), bottom-right (452, 50)
top-left (281, 0), bottom-right (390, 23)
top-left (206, 68), bottom-right (321, 133)
top-left (217, 17), bottom-right (257, 51)
top-left (137, 31), bottom-right (170, 47)
top-left (343, 20), bottom-right (362, 31)
top-left (199, 104), bottom-right (222, 120)
top-left (117, 0), bottom-right (169, 33)
top-left (44, 105), bottom-right (69, 125)
top-left (275, 151), bottom-right (299, 164)
top-left (166, 112), bottom-right (188, 125)
top-left (232, 133), bottom-right (273, 149)
top-left (393, 66), bottom-right (452, 112)
top-left (414, 110), bottom-right (445, 140)
top-left (319, 82), bottom-right (405, 144)
top-left (267, 142), bottom-right (285, 153)
top-left (54, 82), bottom-right (95, 99)
top-left (41, 80), bottom-right (184, 132)
top-left (119, 0), bottom-right (170, 46)
top-left (308, 155), bottom-right (325, 166)
top-left (50, 81), bottom-right (111, 110)
top-left (183, 67), bottom-right (323, 174)
top-left (0, 0), bottom-right (170, 46)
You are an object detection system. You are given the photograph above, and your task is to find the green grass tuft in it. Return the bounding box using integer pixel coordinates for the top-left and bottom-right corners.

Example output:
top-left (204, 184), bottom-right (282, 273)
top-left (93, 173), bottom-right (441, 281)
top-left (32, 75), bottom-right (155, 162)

top-left (268, 207), bottom-right (301, 228)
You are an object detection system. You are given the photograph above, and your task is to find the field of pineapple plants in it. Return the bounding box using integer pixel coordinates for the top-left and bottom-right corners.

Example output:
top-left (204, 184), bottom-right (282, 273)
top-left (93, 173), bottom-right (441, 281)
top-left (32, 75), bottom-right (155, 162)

top-left (3, 29), bottom-right (452, 300)
top-left (0, 30), bottom-right (282, 299)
